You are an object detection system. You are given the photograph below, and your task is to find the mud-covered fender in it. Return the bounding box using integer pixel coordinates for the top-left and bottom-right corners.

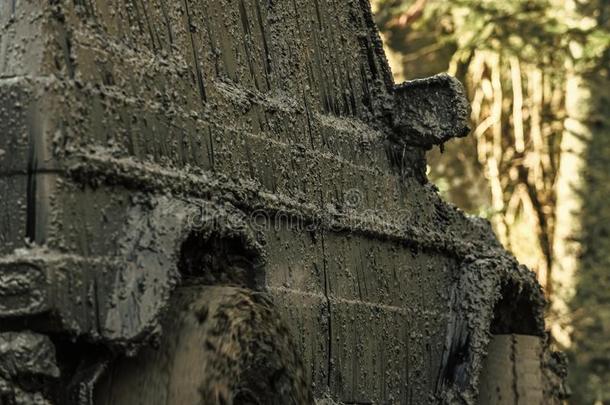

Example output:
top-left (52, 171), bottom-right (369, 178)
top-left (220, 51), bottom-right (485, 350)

top-left (0, 196), bottom-right (265, 353)
top-left (103, 196), bottom-right (265, 350)
top-left (436, 252), bottom-right (545, 404)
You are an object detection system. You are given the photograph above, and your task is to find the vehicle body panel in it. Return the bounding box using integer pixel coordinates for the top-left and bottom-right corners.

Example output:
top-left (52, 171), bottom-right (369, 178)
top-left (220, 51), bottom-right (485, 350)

top-left (0, 1), bottom-right (551, 404)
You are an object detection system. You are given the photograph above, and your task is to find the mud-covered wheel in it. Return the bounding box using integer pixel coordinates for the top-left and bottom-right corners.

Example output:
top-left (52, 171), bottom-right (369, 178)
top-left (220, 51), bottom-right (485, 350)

top-left (94, 286), bottom-right (313, 405)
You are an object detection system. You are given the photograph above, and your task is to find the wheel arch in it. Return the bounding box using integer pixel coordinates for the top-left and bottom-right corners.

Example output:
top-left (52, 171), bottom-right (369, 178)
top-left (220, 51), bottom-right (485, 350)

top-left (101, 196), bottom-right (266, 349)
top-left (437, 252), bottom-right (546, 404)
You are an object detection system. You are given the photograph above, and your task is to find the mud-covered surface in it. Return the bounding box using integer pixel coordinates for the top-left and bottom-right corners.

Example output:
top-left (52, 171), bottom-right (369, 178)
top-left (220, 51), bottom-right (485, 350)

top-left (0, 331), bottom-right (59, 404)
top-left (0, 0), bottom-right (560, 404)
top-left (392, 73), bottom-right (471, 149)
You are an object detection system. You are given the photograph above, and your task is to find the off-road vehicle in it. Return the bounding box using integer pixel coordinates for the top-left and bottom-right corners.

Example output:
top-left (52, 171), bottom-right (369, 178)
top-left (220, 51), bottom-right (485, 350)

top-left (0, 0), bottom-right (564, 403)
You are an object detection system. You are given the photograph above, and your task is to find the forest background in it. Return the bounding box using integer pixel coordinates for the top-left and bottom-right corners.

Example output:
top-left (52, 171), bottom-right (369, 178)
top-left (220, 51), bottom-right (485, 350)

top-left (371, 0), bottom-right (609, 403)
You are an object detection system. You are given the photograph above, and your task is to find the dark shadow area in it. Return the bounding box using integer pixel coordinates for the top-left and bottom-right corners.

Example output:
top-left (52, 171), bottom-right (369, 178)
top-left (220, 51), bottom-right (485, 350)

top-left (490, 280), bottom-right (541, 336)
top-left (178, 232), bottom-right (263, 289)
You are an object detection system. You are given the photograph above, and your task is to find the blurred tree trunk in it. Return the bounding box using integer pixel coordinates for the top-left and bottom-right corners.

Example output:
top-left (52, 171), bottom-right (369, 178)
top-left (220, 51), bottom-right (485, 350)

top-left (555, 61), bottom-right (610, 405)
top-left (549, 71), bottom-right (590, 348)
top-left (551, 1), bottom-right (610, 402)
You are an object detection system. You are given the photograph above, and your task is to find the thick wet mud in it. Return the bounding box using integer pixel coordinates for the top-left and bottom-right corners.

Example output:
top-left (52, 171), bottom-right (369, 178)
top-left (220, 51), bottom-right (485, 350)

top-left (0, 0), bottom-right (564, 404)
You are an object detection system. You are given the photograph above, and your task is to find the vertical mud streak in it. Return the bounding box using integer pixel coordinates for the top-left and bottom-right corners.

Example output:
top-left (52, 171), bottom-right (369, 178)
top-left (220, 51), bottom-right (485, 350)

top-left (327, 0), bottom-right (341, 116)
top-left (380, 342), bottom-right (386, 399)
top-left (354, 0), bottom-right (383, 114)
top-left (128, 0), bottom-right (145, 42)
top-left (158, 1), bottom-right (173, 45)
top-left (361, 30), bottom-right (378, 81)
top-left (346, 66), bottom-right (357, 115)
top-left (238, 0), bottom-right (258, 91)
top-left (357, 0), bottom-right (394, 91)
top-left (323, 237), bottom-right (332, 391)
top-left (318, 183), bottom-right (332, 390)
top-left (294, 4), bottom-right (316, 99)
top-left (359, 63), bottom-right (372, 112)
top-left (183, 0), bottom-right (207, 102)
top-left (327, 0), bottom-right (348, 116)
top-left (311, 0), bottom-right (332, 114)
top-left (201, 5), bottom-right (219, 77)
top-left (137, 0), bottom-right (157, 52)
top-left (253, 0), bottom-right (271, 90)
top-left (303, 91), bottom-right (315, 148)
top-left (24, 93), bottom-right (43, 244)
top-left (511, 334), bottom-right (519, 405)
top-left (25, 132), bottom-right (37, 243)
top-left (355, 251), bottom-right (363, 301)
top-left (208, 127), bottom-right (215, 172)
top-left (165, 313), bottom-right (185, 405)
top-left (312, 29), bottom-right (326, 114)
top-left (405, 326), bottom-right (412, 405)
top-left (57, 19), bottom-right (76, 80)
top-left (93, 277), bottom-right (103, 337)
top-left (244, 137), bottom-right (255, 180)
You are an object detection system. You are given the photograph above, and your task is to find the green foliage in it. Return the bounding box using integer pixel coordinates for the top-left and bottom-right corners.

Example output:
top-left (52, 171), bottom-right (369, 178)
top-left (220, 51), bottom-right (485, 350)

top-left (376, 0), bottom-right (610, 70)
top-left (377, 0), bottom-right (569, 63)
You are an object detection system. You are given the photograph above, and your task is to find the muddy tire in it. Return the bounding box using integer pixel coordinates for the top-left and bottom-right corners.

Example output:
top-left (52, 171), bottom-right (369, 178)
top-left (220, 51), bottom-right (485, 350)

top-left (94, 286), bottom-right (313, 405)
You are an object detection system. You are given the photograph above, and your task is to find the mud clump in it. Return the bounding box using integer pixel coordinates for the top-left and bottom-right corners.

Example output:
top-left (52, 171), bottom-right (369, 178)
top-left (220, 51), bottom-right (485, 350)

top-left (0, 0), bottom-right (561, 403)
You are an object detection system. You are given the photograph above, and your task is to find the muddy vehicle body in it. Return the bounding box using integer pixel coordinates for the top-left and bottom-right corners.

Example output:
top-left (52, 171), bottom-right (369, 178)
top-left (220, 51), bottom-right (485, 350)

top-left (0, 0), bottom-right (563, 404)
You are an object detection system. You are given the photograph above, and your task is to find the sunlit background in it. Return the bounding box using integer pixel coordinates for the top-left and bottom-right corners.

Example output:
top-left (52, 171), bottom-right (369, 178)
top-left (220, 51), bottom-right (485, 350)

top-left (370, 0), bottom-right (610, 403)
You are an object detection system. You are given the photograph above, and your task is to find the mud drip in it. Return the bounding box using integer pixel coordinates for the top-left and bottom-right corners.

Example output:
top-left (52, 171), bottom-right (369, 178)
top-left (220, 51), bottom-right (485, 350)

top-left (0, 0), bottom-right (564, 403)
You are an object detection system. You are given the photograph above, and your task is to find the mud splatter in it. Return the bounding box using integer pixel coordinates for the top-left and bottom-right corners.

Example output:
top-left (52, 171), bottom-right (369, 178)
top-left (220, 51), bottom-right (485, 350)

top-left (0, 0), bottom-right (560, 404)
